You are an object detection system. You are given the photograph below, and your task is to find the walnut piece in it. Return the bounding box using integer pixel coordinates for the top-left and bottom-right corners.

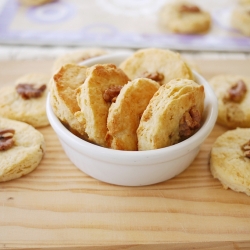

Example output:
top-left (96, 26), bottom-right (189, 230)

top-left (16, 83), bottom-right (47, 100)
top-left (179, 4), bottom-right (201, 13)
top-left (103, 85), bottom-right (123, 103)
top-left (142, 71), bottom-right (164, 83)
top-left (242, 140), bottom-right (250, 158)
top-left (0, 129), bottom-right (15, 151)
top-left (179, 106), bottom-right (201, 139)
top-left (225, 80), bottom-right (247, 103)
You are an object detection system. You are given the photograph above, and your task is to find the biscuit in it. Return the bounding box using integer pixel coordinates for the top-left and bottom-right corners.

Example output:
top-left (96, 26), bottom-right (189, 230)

top-left (76, 64), bottom-right (129, 147)
top-left (50, 64), bottom-right (88, 138)
top-left (231, 5), bottom-right (250, 36)
top-left (119, 48), bottom-right (193, 86)
top-left (106, 78), bottom-right (160, 151)
top-left (52, 48), bottom-right (107, 74)
top-left (0, 117), bottom-right (45, 182)
top-left (158, 1), bottom-right (211, 34)
top-left (137, 78), bottom-right (204, 150)
top-left (18, 0), bottom-right (54, 6)
top-left (0, 73), bottom-right (50, 128)
top-left (210, 128), bottom-right (250, 196)
top-left (238, 0), bottom-right (250, 5)
top-left (209, 75), bottom-right (250, 129)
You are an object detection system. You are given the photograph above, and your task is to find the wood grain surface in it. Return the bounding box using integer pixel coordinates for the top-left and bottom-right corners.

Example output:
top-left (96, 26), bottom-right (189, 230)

top-left (0, 58), bottom-right (250, 250)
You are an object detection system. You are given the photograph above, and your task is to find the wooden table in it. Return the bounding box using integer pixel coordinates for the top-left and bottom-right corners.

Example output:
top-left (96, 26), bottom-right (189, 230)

top-left (0, 58), bottom-right (250, 250)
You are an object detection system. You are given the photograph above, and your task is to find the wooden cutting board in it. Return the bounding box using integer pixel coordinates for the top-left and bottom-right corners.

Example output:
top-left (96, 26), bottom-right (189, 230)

top-left (0, 58), bottom-right (250, 250)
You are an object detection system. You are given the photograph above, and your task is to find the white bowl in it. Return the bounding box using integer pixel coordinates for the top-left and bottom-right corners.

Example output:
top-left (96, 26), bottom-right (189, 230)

top-left (46, 52), bottom-right (218, 186)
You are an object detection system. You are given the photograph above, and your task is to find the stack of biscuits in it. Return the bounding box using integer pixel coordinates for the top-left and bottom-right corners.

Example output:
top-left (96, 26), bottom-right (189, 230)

top-left (50, 48), bottom-right (205, 152)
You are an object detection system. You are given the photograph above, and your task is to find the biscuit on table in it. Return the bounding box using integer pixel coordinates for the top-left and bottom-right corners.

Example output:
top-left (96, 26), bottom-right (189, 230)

top-left (158, 1), bottom-right (211, 34)
top-left (119, 48), bottom-right (193, 85)
top-left (106, 78), bottom-right (160, 151)
top-left (0, 117), bottom-right (45, 182)
top-left (238, 0), bottom-right (250, 5)
top-left (50, 64), bottom-right (88, 139)
top-left (76, 64), bottom-right (129, 147)
top-left (0, 73), bottom-right (50, 128)
top-left (137, 78), bottom-right (204, 151)
top-left (210, 128), bottom-right (250, 196)
top-left (19, 0), bottom-right (54, 6)
top-left (209, 75), bottom-right (250, 129)
top-left (52, 48), bottom-right (107, 74)
top-left (231, 5), bottom-right (250, 36)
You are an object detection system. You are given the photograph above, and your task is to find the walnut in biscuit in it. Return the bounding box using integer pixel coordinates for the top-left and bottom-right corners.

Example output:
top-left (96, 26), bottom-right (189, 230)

top-left (119, 48), bottom-right (193, 86)
top-left (158, 2), bottom-right (211, 34)
top-left (0, 117), bottom-right (45, 182)
top-left (209, 75), bottom-right (250, 129)
top-left (0, 73), bottom-right (50, 128)
top-left (210, 128), bottom-right (250, 196)
top-left (76, 64), bottom-right (129, 147)
top-left (137, 78), bottom-right (204, 150)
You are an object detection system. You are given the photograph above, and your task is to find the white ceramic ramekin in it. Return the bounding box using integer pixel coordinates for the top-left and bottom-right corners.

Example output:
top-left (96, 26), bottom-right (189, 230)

top-left (46, 52), bottom-right (218, 186)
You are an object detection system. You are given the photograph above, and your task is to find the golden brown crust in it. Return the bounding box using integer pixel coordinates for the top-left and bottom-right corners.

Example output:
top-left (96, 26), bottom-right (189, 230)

top-left (50, 64), bottom-right (88, 138)
top-left (106, 78), bottom-right (160, 150)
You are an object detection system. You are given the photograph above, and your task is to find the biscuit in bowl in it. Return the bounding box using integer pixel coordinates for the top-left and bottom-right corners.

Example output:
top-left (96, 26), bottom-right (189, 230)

top-left (106, 78), bottom-right (160, 150)
top-left (50, 64), bottom-right (88, 139)
top-left (0, 117), bottom-right (45, 182)
top-left (209, 74), bottom-right (250, 129)
top-left (119, 48), bottom-right (193, 85)
top-left (210, 128), bottom-right (250, 196)
top-left (137, 78), bottom-right (205, 150)
top-left (75, 63), bottom-right (130, 147)
top-left (0, 73), bottom-right (50, 128)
